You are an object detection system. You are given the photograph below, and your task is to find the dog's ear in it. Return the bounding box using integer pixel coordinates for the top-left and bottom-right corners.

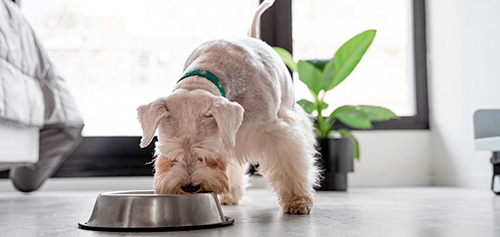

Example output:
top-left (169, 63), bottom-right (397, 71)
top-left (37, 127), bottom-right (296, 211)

top-left (208, 98), bottom-right (244, 148)
top-left (137, 99), bottom-right (169, 148)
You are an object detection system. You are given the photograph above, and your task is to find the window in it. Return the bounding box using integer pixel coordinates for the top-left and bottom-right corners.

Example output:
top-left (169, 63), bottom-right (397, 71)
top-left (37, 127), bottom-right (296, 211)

top-left (262, 0), bottom-right (428, 130)
top-left (17, 0), bottom-right (428, 177)
top-left (22, 0), bottom-right (259, 136)
top-left (293, 0), bottom-right (415, 117)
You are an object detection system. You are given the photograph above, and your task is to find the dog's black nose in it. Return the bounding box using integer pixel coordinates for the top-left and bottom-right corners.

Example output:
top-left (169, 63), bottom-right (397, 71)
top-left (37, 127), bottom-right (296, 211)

top-left (181, 184), bottom-right (201, 193)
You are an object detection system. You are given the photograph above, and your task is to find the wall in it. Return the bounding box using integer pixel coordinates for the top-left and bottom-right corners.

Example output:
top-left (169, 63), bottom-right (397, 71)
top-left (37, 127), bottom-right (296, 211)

top-left (427, 0), bottom-right (500, 189)
top-left (350, 130), bottom-right (432, 187)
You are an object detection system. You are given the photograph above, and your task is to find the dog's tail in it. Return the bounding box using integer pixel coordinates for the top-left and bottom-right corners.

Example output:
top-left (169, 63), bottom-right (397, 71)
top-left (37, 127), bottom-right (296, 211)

top-left (250, 0), bottom-right (275, 39)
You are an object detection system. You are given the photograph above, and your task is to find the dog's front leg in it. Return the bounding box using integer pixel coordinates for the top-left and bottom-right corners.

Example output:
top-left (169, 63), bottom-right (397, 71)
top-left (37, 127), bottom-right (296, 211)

top-left (261, 154), bottom-right (315, 214)
top-left (260, 155), bottom-right (315, 214)
top-left (257, 119), bottom-right (318, 214)
top-left (219, 162), bottom-right (247, 205)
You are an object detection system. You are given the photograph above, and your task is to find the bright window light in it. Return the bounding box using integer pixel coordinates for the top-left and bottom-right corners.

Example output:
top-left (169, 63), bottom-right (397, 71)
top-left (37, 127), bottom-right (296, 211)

top-left (22, 0), bottom-right (413, 136)
top-left (22, 0), bottom-right (259, 136)
top-left (293, 0), bottom-right (415, 117)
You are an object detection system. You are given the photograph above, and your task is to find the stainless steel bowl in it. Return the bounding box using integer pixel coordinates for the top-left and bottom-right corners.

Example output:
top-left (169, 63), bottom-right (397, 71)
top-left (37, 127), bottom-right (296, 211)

top-left (78, 190), bottom-right (234, 231)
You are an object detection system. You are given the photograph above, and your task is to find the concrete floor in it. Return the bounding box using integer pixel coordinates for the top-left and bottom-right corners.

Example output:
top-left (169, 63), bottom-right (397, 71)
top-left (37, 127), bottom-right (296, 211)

top-left (1, 187), bottom-right (499, 237)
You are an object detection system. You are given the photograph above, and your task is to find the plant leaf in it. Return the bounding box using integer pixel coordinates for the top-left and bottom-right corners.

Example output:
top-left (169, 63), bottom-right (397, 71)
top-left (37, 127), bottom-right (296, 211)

top-left (321, 57), bottom-right (336, 92)
top-left (321, 115), bottom-right (335, 136)
top-left (320, 120), bottom-right (333, 138)
top-left (325, 30), bottom-right (377, 91)
top-left (338, 129), bottom-right (360, 160)
top-left (304, 58), bottom-right (335, 92)
top-left (321, 101), bottom-right (329, 110)
top-left (330, 105), bottom-right (372, 129)
top-left (357, 105), bottom-right (399, 121)
top-left (298, 60), bottom-right (322, 96)
top-left (304, 59), bottom-right (330, 71)
top-left (297, 99), bottom-right (315, 114)
top-left (273, 47), bottom-right (298, 72)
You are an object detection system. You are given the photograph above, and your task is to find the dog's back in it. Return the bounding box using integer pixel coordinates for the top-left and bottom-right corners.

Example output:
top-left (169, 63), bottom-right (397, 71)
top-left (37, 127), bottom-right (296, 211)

top-left (181, 0), bottom-right (294, 121)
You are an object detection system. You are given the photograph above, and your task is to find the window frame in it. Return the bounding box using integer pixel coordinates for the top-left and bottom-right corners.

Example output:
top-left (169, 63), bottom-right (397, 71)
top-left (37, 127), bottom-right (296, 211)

top-left (261, 0), bottom-right (429, 130)
top-left (0, 0), bottom-right (428, 178)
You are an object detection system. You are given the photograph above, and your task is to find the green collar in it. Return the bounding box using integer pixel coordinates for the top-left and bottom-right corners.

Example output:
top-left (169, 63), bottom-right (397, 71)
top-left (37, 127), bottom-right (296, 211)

top-left (177, 69), bottom-right (226, 98)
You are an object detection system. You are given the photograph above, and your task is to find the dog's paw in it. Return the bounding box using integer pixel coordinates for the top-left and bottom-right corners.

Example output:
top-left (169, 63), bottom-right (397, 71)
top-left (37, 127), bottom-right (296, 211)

top-left (219, 192), bottom-right (239, 205)
top-left (282, 196), bottom-right (313, 215)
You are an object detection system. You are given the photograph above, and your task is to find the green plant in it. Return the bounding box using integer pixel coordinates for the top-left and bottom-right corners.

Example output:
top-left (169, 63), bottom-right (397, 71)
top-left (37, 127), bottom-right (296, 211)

top-left (274, 30), bottom-right (398, 160)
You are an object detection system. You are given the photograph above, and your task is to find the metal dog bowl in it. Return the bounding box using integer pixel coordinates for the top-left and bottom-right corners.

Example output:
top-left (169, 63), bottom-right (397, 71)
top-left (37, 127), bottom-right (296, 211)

top-left (78, 190), bottom-right (234, 231)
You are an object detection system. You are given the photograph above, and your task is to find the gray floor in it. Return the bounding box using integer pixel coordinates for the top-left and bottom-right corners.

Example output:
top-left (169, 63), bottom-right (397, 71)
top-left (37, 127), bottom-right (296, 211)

top-left (1, 187), bottom-right (499, 237)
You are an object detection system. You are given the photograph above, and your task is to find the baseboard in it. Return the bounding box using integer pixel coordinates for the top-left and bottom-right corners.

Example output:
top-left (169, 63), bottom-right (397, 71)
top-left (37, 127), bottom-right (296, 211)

top-left (0, 175), bottom-right (270, 192)
top-left (432, 174), bottom-right (491, 190)
top-left (349, 174), bottom-right (432, 187)
top-left (238, 174), bottom-right (433, 189)
top-left (0, 177), bottom-right (155, 192)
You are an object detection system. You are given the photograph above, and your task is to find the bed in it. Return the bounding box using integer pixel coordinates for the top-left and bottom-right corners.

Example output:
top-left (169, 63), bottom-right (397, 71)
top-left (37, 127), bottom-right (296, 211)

top-left (0, 0), bottom-right (84, 191)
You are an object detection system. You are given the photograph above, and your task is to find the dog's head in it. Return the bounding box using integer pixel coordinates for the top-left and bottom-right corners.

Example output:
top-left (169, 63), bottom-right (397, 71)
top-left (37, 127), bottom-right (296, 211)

top-left (137, 89), bottom-right (244, 194)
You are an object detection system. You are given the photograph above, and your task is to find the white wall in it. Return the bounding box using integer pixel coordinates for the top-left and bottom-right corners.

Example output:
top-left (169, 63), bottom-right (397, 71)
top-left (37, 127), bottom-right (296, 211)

top-left (350, 130), bottom-right (432, 187)
top-left (427, 0), bottom-right (500, 189)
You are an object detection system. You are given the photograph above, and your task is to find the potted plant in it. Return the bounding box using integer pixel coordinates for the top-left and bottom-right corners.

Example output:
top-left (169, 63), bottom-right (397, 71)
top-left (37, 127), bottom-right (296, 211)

top-left (274, 30), bottom-right (398, 191)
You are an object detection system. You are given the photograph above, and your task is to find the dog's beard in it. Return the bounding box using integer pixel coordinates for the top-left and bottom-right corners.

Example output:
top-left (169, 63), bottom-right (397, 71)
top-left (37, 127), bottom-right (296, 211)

top-left (154, 156), bottom-right (229, 194)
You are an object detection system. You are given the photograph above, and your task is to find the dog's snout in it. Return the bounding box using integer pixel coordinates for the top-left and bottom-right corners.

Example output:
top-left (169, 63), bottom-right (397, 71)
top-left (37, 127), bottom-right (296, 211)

top-left (181, 184), bottom-right (201, 193)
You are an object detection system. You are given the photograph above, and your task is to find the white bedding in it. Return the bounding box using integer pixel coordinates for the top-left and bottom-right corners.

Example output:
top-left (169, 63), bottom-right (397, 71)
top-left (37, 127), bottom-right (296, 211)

top-left (0, 0), bottom-right (84, 192)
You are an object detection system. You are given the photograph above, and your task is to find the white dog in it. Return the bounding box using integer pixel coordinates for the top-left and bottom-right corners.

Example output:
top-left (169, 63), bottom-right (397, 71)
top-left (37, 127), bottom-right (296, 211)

top-left (137, 0), bottom-right (319, 214)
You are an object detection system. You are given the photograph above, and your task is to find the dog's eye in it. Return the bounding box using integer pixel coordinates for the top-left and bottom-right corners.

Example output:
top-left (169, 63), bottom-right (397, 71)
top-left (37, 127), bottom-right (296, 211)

top-left (206, 158), bottom-right (225, 170)
top-left (199, 115), bottom-right (216, 125)
top-left (197, 157), bottom-right (203, 162)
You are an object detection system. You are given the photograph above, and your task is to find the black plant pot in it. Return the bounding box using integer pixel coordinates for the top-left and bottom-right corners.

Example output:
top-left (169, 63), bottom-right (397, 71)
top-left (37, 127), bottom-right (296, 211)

top-left (316, 138), bottom-right (354, 191)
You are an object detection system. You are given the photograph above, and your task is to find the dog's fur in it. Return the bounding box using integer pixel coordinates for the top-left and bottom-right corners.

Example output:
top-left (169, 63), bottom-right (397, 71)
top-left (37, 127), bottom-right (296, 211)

top-left (137, 0), bottom-right (319, 214)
